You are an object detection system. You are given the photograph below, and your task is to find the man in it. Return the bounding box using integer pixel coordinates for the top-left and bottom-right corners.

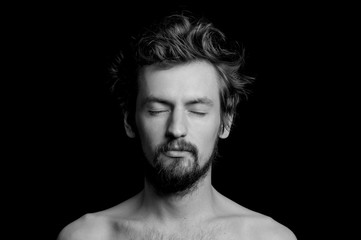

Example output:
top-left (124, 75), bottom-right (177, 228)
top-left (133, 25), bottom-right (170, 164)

top-left (58, 13), bottom-right (297, 240)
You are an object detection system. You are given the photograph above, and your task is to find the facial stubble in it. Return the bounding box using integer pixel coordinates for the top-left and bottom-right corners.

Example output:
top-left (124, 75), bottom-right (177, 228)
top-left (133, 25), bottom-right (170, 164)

top-left (143, 139), bottom-right (218, 197)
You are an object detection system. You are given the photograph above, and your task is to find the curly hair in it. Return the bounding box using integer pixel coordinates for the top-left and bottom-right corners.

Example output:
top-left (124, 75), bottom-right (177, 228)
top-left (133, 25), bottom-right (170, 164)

top-left (110, 13), bottom-right (252, 133)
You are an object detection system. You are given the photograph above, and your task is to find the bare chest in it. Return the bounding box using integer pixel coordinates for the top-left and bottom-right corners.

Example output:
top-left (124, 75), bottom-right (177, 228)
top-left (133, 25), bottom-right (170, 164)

top-left (115, 230), bottom-right (239, 240)
top-left (112, 223), bottom-right (242, 240)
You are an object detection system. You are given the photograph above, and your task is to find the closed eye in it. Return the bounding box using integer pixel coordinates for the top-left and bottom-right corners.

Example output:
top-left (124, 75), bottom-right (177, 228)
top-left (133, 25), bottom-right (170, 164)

top-left (148, 110), bottom-right (169, 115)
top-left (190, 111), bottom-right (207, 116)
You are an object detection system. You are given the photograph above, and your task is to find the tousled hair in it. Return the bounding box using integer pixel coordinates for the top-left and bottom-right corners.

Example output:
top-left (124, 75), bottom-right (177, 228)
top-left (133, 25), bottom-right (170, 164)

top-left (110, 13), bottom-right (253, 133)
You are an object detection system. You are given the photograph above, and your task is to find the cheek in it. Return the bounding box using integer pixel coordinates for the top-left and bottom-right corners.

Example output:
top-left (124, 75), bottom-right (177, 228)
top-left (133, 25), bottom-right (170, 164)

top-left (136, 116), bottom-right (165, 158)
top-left (193, 117), bottom-right (221, 159)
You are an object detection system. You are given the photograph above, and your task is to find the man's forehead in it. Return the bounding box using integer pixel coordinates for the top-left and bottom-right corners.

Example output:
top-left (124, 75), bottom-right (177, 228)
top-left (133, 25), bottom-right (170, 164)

top-left (138, 61), bottom-right (219, 89)
top-left (137, 61), bottom-right (220, 105)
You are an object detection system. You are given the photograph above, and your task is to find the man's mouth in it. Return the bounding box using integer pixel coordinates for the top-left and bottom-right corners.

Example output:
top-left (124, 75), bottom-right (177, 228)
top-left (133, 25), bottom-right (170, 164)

top-left (163, 150), bottom-right (191, 158)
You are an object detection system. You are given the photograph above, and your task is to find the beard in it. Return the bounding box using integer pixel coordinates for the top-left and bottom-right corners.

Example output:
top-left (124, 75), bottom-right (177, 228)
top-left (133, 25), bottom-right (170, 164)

top-left (143, 139), bottom-right (218, 197)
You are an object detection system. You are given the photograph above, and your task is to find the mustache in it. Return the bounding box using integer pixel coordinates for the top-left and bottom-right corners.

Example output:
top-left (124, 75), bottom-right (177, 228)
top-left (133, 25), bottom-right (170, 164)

top-left (155, 140), bottom-right (198, 158)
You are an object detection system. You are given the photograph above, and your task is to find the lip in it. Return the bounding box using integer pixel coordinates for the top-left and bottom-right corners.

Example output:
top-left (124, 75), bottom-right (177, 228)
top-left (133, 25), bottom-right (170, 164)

top-left (164, 150), bottom-right (190, 158)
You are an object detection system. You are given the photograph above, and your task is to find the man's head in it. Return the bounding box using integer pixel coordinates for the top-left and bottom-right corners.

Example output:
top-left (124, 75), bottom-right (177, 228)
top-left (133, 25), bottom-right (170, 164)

top-left (111, 13), bottom-right (251, 196)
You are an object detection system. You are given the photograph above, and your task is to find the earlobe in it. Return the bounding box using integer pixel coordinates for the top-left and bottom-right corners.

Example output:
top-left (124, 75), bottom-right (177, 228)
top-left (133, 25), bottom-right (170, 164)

top-left (219, 126), bottom-right (230, 139)
top-left (219, 114), bottom-right (233, 139)
top-left (124, 112), bottom-right (136, 138)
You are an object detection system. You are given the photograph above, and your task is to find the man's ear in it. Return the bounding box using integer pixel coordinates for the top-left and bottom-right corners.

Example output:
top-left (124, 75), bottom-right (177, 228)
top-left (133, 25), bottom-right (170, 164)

top-left (124, 112), bottom-right (136, 138)
top-left (219, 114), bottom-right (234, 139)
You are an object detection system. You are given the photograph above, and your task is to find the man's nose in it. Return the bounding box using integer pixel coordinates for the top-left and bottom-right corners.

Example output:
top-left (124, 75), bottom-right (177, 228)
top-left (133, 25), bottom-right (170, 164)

top-left (166, 109), bottom-right (188, 138)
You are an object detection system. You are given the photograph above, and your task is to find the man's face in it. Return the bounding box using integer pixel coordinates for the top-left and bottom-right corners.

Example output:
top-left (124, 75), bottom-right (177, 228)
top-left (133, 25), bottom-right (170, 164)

top-left (133, 61), bottom-right (224, 195)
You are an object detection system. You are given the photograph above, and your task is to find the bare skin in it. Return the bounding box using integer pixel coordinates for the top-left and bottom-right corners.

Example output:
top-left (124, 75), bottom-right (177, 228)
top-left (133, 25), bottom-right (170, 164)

top-left (58, 61), bottom-right (296, 240)
top-left (58, 180), bottom-right (296, 240)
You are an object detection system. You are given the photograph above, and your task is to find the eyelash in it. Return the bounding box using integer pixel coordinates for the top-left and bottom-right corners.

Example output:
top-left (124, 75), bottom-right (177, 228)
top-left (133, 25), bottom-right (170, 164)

top-left (148, 110), bottom-right (168, 115)
top-left (148, 110), bottom-right (207, 116)
top-left (190, 111), bottom-right (207, 116)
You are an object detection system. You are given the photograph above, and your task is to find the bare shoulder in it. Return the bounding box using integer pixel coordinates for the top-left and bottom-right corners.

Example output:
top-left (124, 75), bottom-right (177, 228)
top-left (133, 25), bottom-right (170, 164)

top-left (57, 193), bottom-right (143, 240)
top-left (245, 215), bottom-right (297, 240)
top-left (222, 210), bottom-right (297, 240)
top-left (215, 192), bottom-right (297, 240)
top-left (57, 213), bottom-right (113, 240)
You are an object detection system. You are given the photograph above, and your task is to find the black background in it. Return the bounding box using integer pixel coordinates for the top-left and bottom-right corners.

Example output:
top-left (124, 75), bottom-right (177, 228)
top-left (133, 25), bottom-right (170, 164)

top-left (5, 1), bottom-right (356, 239)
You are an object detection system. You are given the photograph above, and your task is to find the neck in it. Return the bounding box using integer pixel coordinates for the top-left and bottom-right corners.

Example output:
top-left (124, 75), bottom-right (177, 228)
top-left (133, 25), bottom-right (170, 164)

top-left (140, 170), bottom-right (216, 224)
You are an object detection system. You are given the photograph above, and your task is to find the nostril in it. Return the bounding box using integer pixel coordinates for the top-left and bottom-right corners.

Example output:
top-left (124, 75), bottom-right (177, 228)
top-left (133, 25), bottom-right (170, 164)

top-left (166, 122), bottom-right (187, 138)
top-left (166, 126), bottom-right (187, 138)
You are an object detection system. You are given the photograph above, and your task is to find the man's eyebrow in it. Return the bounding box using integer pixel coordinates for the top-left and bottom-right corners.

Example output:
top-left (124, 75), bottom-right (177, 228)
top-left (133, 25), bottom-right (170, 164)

top-left (141, 96), bottom-right (171, 106)
top-left (186, 97), bottom-right (214, 106)
top-left (141, 96), bottom-right (214, 107)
